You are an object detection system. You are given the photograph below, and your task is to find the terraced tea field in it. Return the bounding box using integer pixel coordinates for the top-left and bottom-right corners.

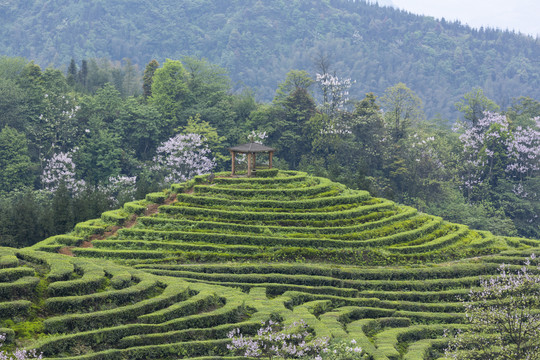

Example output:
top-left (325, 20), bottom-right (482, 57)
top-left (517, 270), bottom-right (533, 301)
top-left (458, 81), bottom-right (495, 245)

top-left (2, 170), bottom-right (539, 359)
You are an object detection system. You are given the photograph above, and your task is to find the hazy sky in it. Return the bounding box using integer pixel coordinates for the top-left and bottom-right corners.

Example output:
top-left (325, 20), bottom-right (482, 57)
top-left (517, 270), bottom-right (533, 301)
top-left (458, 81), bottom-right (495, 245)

top-left (389, 0), bottom-right (540, 37)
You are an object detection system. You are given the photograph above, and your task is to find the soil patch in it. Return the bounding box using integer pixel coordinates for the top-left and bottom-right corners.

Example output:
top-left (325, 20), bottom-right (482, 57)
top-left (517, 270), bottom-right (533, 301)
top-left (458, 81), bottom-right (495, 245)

top-left (124, 214), bottom-right (138, 228)
top-left (145, 203), bottom-right (159, 216)
top-left (58, 247), bottom-right (74, 256)
top-left (166, 193), bottom-right (177, 203)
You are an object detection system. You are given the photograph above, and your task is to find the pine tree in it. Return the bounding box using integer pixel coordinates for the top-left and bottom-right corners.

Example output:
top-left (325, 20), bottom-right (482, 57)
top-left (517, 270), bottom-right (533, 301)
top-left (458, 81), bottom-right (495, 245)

top-left (67, 58), bottom-right (77, 87)
top-left (142, 59), bottom-right (159, 100)
top-left (78, 59), bottom-right (88, 89)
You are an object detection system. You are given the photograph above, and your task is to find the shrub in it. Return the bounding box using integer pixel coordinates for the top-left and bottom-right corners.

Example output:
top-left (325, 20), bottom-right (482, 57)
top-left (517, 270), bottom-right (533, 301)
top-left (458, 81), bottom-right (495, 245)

top-left (0, 333), bottom-right (43, 359)
top-left (255, 169), bottom-right (279, 178)
top-left (227, 319), bottom-right (329, 359)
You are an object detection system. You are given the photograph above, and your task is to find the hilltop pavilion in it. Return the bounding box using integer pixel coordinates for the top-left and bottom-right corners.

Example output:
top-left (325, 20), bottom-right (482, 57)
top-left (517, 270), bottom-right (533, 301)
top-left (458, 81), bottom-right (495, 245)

top-left (228, 143), bottom-right (275, 177)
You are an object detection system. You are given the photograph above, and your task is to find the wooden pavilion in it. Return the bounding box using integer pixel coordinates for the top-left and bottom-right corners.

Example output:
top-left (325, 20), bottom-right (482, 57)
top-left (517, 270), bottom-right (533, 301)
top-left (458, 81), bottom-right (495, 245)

top-left (229, 143), bottom-right (275, 177)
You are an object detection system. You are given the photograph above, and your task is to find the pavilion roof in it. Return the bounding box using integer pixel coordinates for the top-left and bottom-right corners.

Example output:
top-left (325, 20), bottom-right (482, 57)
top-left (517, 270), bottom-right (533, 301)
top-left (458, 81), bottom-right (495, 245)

top-left (229, 143), bottom-right (275, 153)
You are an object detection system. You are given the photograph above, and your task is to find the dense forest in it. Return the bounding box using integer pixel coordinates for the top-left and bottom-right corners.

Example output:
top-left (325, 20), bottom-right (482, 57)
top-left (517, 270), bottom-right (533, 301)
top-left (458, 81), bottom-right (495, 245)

top-left (1, 0), bottom-right (540, 119)
top-left (0, 54), bottom-right (538, 248)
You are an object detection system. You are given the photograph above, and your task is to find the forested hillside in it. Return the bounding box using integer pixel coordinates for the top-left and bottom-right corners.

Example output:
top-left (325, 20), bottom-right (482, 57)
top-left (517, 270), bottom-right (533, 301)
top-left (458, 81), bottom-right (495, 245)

top-left (0, 55), bottom-right (538, 246)
top-left (1, 0), bottom-right (540, 118)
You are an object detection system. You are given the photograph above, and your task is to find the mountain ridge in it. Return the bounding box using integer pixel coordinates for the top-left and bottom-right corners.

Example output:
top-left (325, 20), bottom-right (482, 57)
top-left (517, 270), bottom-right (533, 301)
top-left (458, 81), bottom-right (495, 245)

top-left (1, 0), bottom-right (539, 118)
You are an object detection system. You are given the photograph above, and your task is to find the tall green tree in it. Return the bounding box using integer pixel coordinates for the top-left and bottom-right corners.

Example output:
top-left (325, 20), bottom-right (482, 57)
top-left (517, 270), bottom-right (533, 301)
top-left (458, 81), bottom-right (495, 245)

top-left (148, 59), bottom-right (190, 129)
top-left (77, 117), bottom-right (125, 185)
top-left (273, 70), bottom-right (314, 105)
top-left (78, 59), bottom-right (88, 88)
top-left (380, 83), bottom-right (424, 142)
top-left (67, 58), bottom-right (77, 87)
top-left (351, 93), bottom-right (386, 172)
top-left (252, 71), bottom-right (317, 170)
top-left (39, 69), bottom-right (79, 155)
top-left (0, 78), bottom-right (26, 131)
top-left (455, 88), bottom-right (499, 126)
top-left (114, 97), bottom-right (166, 161)
top-left (0, 126), bottom-right (33, 192)
top-left (142, 59), bottom-right (159, 100)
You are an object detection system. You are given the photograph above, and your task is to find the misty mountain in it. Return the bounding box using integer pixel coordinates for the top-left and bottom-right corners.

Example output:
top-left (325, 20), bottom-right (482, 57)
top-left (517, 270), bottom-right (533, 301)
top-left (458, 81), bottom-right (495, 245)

top-left (1, 0), bottom-right (539, 118)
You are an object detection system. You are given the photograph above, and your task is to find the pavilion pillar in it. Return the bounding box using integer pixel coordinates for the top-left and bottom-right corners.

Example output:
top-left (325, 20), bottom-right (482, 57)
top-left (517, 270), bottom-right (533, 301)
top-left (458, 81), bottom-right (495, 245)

top-left (230, 150), bottom-right (236, 175)
top-left (269, 151), bottom-right (273, 169)
top-left (247, 153), bottom-right (252, 177)
top-left (253, 153), bottom-right (256, 173)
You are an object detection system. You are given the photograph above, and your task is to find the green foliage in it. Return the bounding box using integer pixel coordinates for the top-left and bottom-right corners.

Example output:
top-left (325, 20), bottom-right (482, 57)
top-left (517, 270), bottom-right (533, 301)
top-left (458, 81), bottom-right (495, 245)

top-left (380, 83), bottom-right (424, 142)
top-left (273, 70), bottom-right (314, 105)
top-left (142, 60), bottom-right (159, 100)
top-left (0, 126), bottom-right (33, 193)
top-left (455, 88), bottom-right (500, 125)
top-left (255, 169), bottom-right (279, 178)
top-left (1, 0), bottom-right (540, 121)
top-left (181, 114), bottom-right (228, 165)
top-left (149, 59), bottom-right (190, 128)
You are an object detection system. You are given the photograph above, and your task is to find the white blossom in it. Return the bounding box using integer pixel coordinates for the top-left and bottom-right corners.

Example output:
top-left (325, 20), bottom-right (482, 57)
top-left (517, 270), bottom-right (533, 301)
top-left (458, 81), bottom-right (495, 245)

top-left (152, 133), bottom-right (215, 185)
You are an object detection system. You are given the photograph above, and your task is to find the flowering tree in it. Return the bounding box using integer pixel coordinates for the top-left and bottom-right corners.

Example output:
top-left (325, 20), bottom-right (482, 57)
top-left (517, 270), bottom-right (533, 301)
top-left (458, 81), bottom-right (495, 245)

top-left (247, 130), bottom-right (268, 144)
top-left (316, 72), bottom-right (353, 116)
top-left (457, 112), bottom-right (540, 200)
top-left (0, 333), bottom-right (42, 360)
top-left (444, 255), bottom-right (540, 360)
top-left (506, 120), bottom-right (540, 181)
top-left (99, 175), bottom-right (138, 206)
top-left (152, 133), bottom-right (215, 185)
top-left (457, 112), bottom-right (512, 196)
top-left (41, 150), bottom-right (85, 194)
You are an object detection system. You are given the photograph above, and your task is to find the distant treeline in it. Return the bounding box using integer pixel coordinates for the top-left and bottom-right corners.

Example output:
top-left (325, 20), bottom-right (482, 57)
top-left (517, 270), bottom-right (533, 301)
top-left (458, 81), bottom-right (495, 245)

top-left (0, 0), bottom-right (540, 119)
top-left (0, 55), bottom-right (539, 246)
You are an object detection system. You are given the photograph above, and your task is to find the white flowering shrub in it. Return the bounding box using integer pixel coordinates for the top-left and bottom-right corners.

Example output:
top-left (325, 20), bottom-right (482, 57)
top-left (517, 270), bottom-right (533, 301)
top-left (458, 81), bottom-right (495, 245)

top-left (444, 255), bottom-right (540, 360)
top-left (227, 320), bottom-right (365, 360)
top-left (152, 133), bottom-right (215, 185)
top-left (506, 122), bottom-right (540, 179)
top-left (321, 339), bottom-right (365, 360)
top-left (40, 150), bottom-right (85, 194)
top-left (227, 319), bottom-right (328, 359)
top-left (0, 334), bottom-right (42, 360)
top-left (100, 175), bottom-right (138, 206)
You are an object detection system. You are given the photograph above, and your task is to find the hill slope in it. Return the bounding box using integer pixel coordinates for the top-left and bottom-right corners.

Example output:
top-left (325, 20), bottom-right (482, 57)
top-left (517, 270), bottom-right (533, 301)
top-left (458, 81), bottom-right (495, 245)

top-left (1, 170), bottom-right (539, 359)
top-left (1, 0), bottom-right (540, 118)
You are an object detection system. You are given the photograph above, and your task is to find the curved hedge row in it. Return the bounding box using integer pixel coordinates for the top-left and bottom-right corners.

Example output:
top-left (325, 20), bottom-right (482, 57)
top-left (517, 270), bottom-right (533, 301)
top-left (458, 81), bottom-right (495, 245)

top-left (8, 171), bottom-right (536, 359)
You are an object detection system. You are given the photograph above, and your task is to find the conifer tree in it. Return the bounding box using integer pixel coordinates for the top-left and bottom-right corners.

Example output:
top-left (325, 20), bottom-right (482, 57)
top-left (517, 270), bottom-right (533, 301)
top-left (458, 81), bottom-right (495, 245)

top-left (78, 59), bottom-right (88, 89)
top-left (67, 58), bottom-right (77, 87)
top-left (142, 59), bottom-right (159, 100)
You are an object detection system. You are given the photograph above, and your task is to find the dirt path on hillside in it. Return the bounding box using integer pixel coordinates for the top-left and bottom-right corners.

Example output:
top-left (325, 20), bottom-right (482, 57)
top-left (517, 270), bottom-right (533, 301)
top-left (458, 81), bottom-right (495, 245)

top-left (58, 192), bottom-right (179, 256)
